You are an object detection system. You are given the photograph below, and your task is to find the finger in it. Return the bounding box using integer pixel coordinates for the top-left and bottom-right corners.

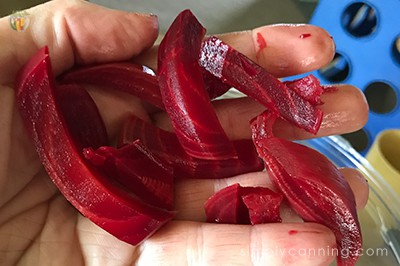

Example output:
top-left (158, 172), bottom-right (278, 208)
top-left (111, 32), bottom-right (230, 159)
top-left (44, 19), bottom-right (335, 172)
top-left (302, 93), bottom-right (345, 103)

top-left (219, 24), bottom-right (335, 77)
top-left (0, 0), bottom-right (159, 84)
top-left (137, 221), bottom-right (336, 266)
top-left (135, 24), bottom-right (335, 78)
top-left (174, 168), bottom-right (369, 221)
top-left (214, 84), bottom-right (368, 140)
top-left (272, 84), bottom-right (369, 140)
top-left (152, 84), bottom-right (369, 140)
top-left (339, 168), bottom-right (369, 209)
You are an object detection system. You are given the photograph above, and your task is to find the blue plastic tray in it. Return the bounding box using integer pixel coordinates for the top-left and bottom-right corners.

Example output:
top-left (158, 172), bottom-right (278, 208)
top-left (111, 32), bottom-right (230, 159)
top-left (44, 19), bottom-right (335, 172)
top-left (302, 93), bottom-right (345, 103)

top-left (306, 0), bottom-right (400, 154)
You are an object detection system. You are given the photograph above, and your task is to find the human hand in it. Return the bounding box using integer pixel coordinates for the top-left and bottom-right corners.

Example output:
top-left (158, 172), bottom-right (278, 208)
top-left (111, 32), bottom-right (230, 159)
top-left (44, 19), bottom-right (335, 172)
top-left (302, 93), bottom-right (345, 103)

top-left (0, 0), bottom-right (369, 265)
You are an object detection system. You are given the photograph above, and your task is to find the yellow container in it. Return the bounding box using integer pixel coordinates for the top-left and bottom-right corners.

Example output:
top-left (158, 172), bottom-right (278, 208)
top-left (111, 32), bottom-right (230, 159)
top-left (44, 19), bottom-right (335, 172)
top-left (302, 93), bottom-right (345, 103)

top-left (366, 130), bottom-right (400, 197)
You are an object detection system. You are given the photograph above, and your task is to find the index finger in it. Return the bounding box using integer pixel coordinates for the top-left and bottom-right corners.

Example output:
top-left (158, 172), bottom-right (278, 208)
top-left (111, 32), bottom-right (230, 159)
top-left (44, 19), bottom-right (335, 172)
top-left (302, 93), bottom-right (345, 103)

top-left (135, 24), bottom-right (335, 78)
top-left (219, 24), bottom-right (335, 77)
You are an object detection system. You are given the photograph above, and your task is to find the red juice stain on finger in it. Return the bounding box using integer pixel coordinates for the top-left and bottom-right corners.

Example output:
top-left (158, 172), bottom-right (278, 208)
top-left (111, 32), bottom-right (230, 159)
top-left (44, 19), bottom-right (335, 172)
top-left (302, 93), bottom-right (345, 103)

top-left (299, 33), bottom-right (312, 39)
top-left (288, 230), bottom-right (298, 235)
top-left (256, 32), bottom-right (267, 50)
top-left (256, 32), bottom-right (267, 60)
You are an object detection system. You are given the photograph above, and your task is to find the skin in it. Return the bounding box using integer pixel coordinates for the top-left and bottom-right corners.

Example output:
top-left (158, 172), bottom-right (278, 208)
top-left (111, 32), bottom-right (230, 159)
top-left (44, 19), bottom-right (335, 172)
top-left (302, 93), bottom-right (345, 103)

top-left (0, 0), bottom-right (369, 265)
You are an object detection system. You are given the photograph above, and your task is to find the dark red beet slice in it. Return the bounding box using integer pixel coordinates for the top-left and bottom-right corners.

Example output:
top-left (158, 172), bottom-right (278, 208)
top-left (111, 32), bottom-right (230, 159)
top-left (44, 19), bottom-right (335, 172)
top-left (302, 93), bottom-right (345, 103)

top-left (83, 140), bottom-right (174, 210)
top-left (204, 183), bottom-right (250, 224)
top-left (59, 62), bottom-right (165, 110)
top-left (157, 10), bottom-right (237, 160)
top-left (119, 115), bottom-right (263, 179)
top-left (283, 74), bottom-right (324, 105)
top-left (204, 183), bottom-right (283, 224)
top-left (199, 36), bottom-right (323, 134)
top-left (251, 111), bottom-right (362, 266)
top-left (59, 62), bottom-right (229, 108)
top-left (15, 47), bottom-right (174, 245)
top-left (241, 186), bottom-right (283, 224)
top-left (55, 84), bottom-right (108, 151)
top-left (202, 68), bottom-right (232, 99)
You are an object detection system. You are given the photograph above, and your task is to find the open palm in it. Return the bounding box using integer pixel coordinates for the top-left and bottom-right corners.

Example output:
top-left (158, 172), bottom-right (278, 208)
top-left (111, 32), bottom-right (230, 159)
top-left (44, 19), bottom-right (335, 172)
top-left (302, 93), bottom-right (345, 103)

top-left (0, 1), bottom-right (369, 265)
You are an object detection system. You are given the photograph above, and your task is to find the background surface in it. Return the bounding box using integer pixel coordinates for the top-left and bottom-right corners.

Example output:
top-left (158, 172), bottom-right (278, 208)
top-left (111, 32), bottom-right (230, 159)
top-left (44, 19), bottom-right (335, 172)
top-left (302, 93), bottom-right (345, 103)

top-left (1, 0), bottom-right (318, 34)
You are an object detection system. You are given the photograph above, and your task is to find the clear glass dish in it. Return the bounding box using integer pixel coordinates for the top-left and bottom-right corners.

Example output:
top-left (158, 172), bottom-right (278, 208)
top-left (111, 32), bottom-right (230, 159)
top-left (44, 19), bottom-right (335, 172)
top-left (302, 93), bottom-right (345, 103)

top-left (303, 136), bottom-right (400, 265)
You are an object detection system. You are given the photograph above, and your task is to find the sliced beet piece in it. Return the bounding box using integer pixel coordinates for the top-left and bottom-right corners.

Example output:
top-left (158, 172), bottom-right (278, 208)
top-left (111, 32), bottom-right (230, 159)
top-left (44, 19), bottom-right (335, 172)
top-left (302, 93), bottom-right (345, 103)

top-left (59, 61), bottom-right (229, 108)
top-left (157, 9), bottom-right (237, 160)
top-left (202, 68), bottom-right (232, 99)
top-left (83, 140), bottom-right (174, 210)
top-left (251, 111), bottom-right (362, 266)
top-left (15, 47), bottom-right (174, 245)
top-left (283, 74), bottom-right (324, 105)
top-left (59, 62), bottom-right (165, 110)
top-left (199, 36), bottom-right (323, 134)
top-left (55, 84), bottom-right (108, 151)
top-left (204, 183), bottom-right (283, 224)
top-left (119, 115), bottom-right (263, 179)
top-left (204, 183), bottom-right (250, 224)
top-left (241, 186), bottom-right (283, 224)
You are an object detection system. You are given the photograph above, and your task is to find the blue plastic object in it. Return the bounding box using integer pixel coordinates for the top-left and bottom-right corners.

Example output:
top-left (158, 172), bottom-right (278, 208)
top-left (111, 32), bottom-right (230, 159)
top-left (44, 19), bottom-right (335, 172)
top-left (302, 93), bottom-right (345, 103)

top-left (306, 0), bottom-right (400, 154)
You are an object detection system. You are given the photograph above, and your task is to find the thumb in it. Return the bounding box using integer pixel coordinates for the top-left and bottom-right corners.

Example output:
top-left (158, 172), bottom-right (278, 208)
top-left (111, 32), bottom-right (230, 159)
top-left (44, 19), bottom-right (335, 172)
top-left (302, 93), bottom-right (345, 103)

top-left (0, 0), bottom-right (159, 83)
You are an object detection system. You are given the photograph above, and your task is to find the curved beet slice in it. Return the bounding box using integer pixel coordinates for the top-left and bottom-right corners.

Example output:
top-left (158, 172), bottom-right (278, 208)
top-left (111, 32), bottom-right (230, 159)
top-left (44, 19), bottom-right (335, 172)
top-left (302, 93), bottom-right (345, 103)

top-left (119, 115), bottom-right (263, 179)
top-left (200, 36), bottom-right (323, 134)
top-left (59, 62), bottom-right (165, 110)
top-left (204, 183), bottom-right (283, 224)
top-left (283, 74), bottom-right (324, 105)
top-left (15, 47), bottom-right (174, 245)
top-left (83, 140), bottom-right (174, 210)
top-left (251, 111), bottom-right (362, 266)
top-left (59, 62), bottom-right (229, 109)
top-left (158, 9), bottom-right (237, 160)
top-left (205, 183), bottom-right (249, 224)
top-left (55, 84), bottom-right (108, 151)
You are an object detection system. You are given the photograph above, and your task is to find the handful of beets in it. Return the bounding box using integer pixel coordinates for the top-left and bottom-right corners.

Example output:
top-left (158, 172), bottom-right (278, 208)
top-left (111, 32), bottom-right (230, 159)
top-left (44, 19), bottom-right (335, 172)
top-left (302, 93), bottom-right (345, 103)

top-left (15, 9), bottom-right (362, 266)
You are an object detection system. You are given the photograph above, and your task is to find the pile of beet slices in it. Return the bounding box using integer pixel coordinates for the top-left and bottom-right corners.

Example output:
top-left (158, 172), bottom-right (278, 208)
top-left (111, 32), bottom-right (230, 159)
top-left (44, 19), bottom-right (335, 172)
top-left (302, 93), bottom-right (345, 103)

top-left (15, 9), bottom-right (361, 266)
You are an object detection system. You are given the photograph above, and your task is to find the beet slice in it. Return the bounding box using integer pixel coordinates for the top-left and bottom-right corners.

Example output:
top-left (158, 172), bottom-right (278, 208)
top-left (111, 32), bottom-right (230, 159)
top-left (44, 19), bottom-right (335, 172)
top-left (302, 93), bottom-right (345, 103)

top-left (15, 47), bottom-right (174, 245)
top-left (283, 74), bottom-right (324, 105)
top-left (119, 115), bottom-right (263, 179)
top-left (59, 62), bottom-right (165, 110)
top-left (204, 183), bottom-right (250, 224)
top-left (241, 186), bottom-right (283, 224)
top-left (251, 111), bottom-right (362, 266)
top-left (199, 36), bottom-right (323, 134)
top-left (83, 140), bottom-right (174, 210)
top-left (202, 68), bottom-right (232, 99)
top-left (55, 84), bottom-right (109, 151)
top-left (59, 62), bottom-right (230, 109)
top-left (204, 183), bottom-right (283, 224)
top-left (157, 9), bottom-right (237, 160)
